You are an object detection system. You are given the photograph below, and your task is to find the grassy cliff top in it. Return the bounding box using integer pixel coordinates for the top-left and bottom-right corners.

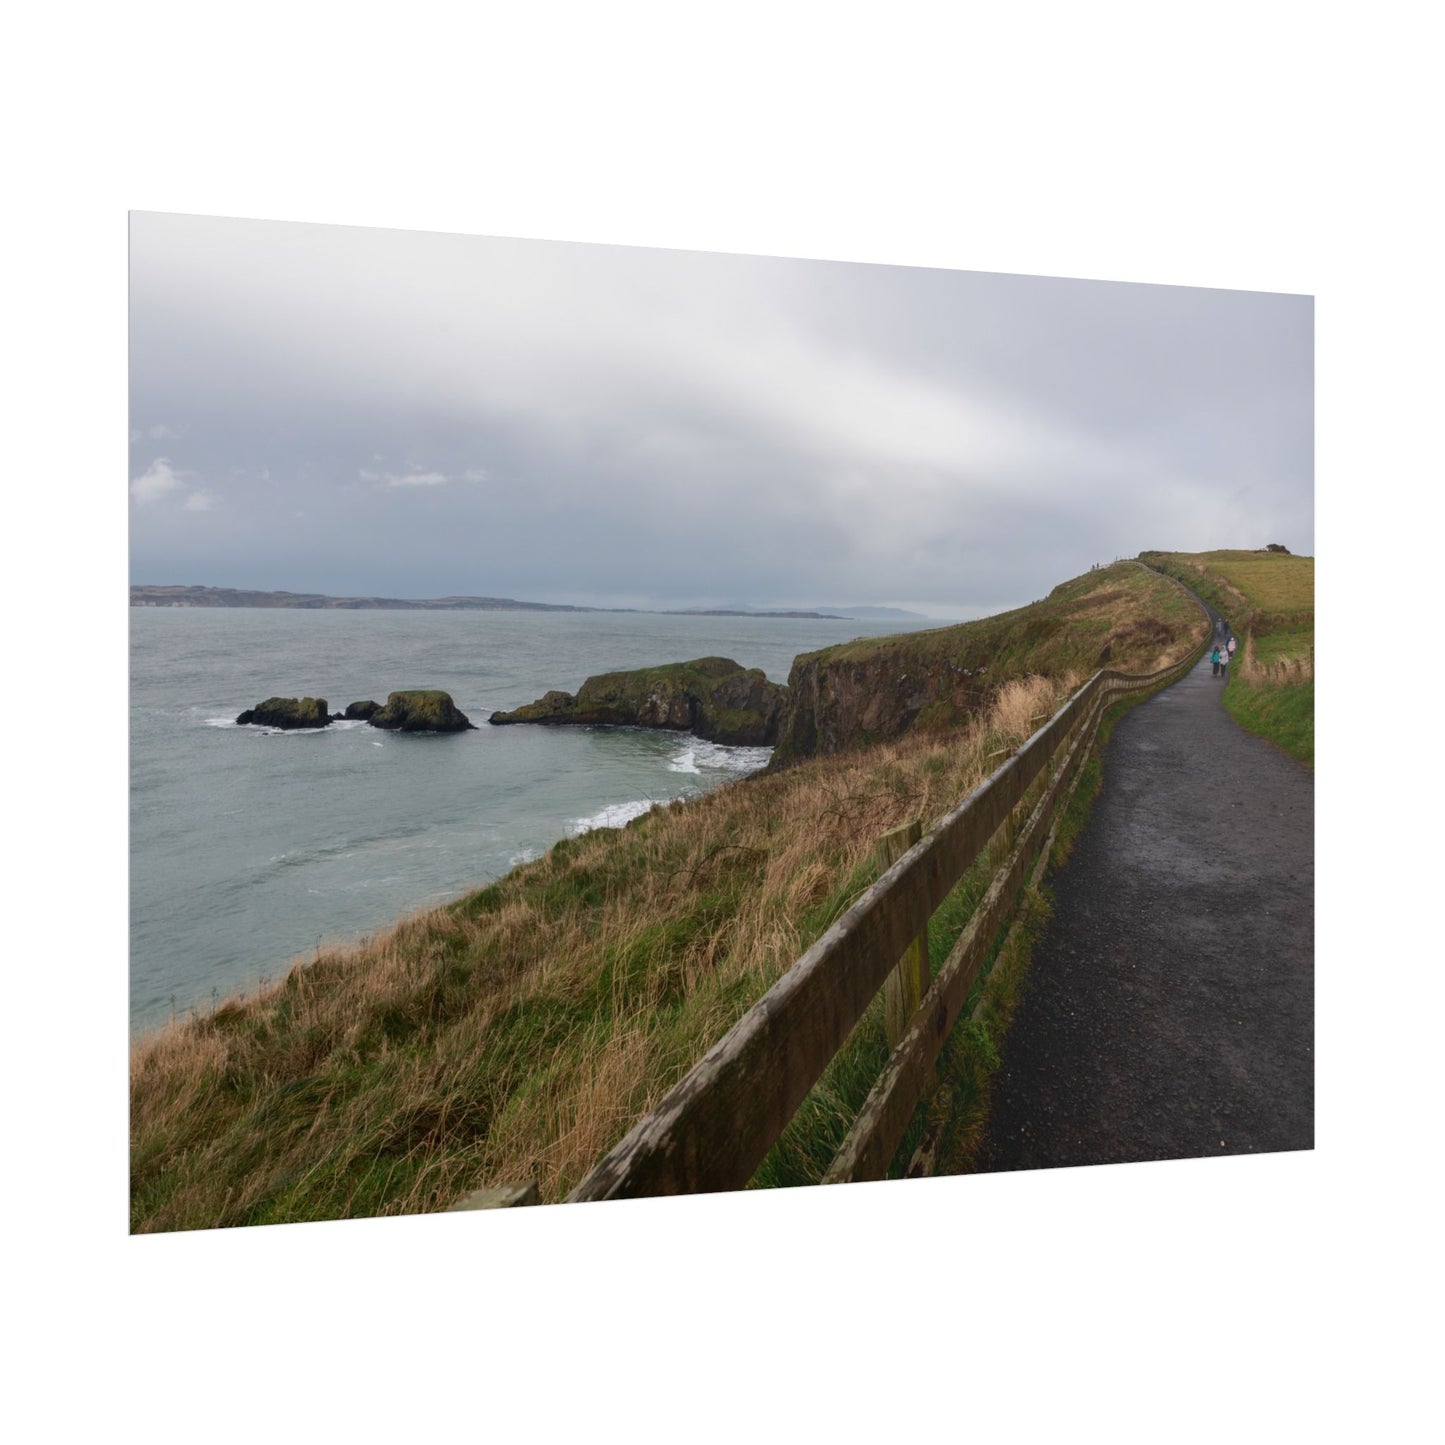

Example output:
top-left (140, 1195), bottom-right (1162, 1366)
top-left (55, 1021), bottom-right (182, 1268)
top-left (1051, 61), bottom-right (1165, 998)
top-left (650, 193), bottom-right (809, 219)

top-left (1142, 550), bottom-right (1313, 618)
top-left (578, 657), bottom-right (757, 692)
top-left (1143, 550), bottom-right (1313, 667)
top-left (794, 562), bottom-right (1204, 676)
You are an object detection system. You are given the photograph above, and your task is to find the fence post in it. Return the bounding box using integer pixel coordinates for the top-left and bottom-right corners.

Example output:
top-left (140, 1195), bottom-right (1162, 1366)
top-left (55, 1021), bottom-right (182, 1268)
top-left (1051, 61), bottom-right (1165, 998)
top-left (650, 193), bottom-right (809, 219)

top-left (987, 798), bottom-right (1018, 874)
top-left (876, 820), bottom-right (928, 1050)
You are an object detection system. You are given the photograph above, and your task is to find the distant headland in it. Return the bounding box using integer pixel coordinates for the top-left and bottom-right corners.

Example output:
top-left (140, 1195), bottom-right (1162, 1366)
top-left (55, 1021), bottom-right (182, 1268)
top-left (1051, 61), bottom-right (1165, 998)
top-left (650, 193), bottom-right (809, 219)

top-left (131, 584), bottom-right (598, 611)
top-left (127, 584), bottom-right (926, 620)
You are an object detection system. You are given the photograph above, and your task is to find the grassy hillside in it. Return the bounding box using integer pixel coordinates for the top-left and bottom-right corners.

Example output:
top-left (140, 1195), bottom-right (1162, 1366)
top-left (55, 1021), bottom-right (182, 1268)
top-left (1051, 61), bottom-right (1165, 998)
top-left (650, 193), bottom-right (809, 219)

top-left (824, 564), bottom-right (1201, 672)
top-left (772, 562), bottom-right (1207, 763)
top-left (1143, 549), bottom-right (1314, 765)
top-left (132, 565), bottom-right (1207, 1231)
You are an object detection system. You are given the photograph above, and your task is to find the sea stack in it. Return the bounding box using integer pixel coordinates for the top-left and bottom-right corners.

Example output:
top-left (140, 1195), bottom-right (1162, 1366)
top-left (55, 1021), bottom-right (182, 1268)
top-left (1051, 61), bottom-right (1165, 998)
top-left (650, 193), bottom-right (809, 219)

top-left (235, 696), bottom-right (333, 729)
top-left (367, 690), bottom-right (475, 732)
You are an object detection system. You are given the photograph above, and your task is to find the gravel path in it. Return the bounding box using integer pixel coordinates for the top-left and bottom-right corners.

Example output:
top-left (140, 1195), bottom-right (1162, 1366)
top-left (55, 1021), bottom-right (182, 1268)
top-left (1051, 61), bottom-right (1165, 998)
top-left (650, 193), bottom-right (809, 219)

top-left (973, 619), bottom-right (1313, 1172)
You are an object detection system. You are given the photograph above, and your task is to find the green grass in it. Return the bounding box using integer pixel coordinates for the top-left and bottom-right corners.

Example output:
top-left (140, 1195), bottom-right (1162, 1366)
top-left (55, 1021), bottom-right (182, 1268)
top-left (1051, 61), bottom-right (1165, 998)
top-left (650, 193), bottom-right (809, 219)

top-left (1248, 625), bottom-right (1313, 666)
top-left (1224, 677), bottom-right (1314, 766)
top-left (1206, 553), bottom-right (1314, 614)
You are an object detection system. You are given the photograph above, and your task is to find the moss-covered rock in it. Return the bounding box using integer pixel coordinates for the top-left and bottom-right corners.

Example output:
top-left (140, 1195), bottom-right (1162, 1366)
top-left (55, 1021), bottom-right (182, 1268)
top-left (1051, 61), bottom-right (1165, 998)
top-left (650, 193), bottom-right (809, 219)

top-left (490, 656), bottom-right (786, 746)
top-left (235, 696), bottom-right (332, 729)
top-left (367, 690), bottom-right (475, 732)
top-left (342, 700), bottom-right (380, 721)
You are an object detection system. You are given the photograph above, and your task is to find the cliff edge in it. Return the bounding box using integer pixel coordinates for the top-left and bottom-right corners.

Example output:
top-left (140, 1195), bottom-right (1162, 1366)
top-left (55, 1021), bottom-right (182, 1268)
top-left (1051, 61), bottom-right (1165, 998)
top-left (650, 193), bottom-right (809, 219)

top-left (770, 563), bottom-right (1206, 767)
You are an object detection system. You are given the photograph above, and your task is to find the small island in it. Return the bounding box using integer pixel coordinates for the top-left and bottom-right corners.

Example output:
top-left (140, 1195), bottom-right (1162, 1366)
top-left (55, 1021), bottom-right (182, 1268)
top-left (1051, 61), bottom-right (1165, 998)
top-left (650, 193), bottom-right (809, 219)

top-left (489, 656), bottom-right (787, 746)
top-left (235, 696), bottom-right (334, 729)
top-left (367, 690), bottom-right (476, 732)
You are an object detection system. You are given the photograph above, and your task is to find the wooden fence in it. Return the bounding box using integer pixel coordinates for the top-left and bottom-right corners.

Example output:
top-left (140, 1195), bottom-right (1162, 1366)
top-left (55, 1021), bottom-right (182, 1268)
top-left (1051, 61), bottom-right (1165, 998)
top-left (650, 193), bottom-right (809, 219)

top-left (449, 587), bottom-right (1210, 1212)
top-left (563, 635), bottom-right (1208, 1203)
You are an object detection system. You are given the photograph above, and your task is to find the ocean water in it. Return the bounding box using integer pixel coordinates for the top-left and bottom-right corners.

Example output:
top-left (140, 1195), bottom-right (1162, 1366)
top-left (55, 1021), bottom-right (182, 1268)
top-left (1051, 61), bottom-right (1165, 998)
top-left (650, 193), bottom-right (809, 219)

top-left (130, 607), bottom-right (934, 1029)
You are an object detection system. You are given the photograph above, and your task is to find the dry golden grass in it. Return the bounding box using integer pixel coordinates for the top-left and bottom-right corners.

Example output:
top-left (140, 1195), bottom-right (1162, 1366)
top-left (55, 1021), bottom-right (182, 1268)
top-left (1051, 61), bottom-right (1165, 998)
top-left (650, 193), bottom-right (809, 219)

top-left (1240, 631), bottom-right (1314, 685)
top-left (990, 674), bottom-right (1071, 742)
top-left (132, 670), bottom-right (1111, 1231)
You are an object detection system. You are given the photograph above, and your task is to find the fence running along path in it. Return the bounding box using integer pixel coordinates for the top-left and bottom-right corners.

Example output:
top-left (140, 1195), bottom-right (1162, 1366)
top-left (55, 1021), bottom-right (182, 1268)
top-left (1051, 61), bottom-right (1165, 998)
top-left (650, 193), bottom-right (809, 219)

top-left (461, 589), bottom-right (1209, 1209)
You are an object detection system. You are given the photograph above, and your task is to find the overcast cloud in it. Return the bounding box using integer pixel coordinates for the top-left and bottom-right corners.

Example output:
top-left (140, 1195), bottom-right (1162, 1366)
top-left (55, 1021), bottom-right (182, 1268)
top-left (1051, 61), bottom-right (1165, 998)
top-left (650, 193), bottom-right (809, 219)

top-left (129, 213), bottom-right (1313, 616)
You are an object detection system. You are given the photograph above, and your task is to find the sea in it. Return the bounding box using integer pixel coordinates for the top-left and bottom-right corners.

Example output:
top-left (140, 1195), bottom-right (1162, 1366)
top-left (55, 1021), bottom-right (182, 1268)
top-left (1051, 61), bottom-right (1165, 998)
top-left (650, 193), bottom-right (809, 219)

top-left (129, 606), bottom-right (936, 1030)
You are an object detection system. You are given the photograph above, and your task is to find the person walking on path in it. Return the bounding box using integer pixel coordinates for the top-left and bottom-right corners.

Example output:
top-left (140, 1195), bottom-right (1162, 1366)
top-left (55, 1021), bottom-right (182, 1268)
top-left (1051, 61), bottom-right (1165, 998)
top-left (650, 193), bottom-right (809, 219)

top-left (1211, 644), bottom-right (1222, 677)
top-left (1227, 633), bottom-right (1237, 659)
top-left (1220, 647), bottom-right (1231, 682)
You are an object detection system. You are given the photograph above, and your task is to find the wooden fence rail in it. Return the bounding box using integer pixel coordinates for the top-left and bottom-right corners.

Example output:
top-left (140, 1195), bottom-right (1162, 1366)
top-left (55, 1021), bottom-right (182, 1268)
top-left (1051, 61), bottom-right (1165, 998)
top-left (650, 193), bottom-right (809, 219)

top-left (566, 630), bottom-right (1207, 1204)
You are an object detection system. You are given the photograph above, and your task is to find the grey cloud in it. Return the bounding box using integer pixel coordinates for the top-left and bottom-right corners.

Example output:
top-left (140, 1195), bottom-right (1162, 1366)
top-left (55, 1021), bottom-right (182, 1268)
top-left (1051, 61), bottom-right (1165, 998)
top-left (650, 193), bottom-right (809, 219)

top-left (128, 214), bottom-right (1313, 610)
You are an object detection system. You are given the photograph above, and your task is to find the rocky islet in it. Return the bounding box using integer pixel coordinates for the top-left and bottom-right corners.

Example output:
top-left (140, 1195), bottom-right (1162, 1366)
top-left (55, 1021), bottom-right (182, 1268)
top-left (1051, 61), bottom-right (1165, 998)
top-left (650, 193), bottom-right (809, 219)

top-left (233, 696), bottom-right (334, 730)
top-left (234, 690), bottom-right (474, 732)
top-left (489, 656), bottom-right (788, 747)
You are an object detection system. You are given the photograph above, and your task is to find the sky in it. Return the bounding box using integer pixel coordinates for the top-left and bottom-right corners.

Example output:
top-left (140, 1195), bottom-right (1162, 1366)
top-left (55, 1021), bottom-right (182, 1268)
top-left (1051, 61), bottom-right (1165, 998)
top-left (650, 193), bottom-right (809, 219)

top-left (129, 213), bottom-right (1314, 618)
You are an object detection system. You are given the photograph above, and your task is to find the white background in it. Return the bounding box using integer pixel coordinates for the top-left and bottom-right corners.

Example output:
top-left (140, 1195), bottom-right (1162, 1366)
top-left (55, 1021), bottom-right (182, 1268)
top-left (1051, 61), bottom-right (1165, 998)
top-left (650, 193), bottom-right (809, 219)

top-left (3, 2), bottom-right (1438, 1440)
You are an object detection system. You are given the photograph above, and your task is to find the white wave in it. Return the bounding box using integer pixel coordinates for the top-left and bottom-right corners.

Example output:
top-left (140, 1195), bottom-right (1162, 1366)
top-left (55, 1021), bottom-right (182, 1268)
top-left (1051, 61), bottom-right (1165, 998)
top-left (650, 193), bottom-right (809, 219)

top-left (666, 736), bottom-right (773, 775)
top-left (510, 846), bottom-right (540, 867)
top-left (216, 715), bottom-right (368, 733)
top-left (685, 739), bottom-right (774, 774)
top-left (570, 799), bottom-right (660, 835)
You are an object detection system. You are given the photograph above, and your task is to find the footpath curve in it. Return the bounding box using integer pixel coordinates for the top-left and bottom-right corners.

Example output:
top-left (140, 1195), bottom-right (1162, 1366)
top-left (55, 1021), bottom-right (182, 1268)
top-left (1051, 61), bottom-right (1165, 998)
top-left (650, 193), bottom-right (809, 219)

top-left (973, 622), bottom-right (1313, 1172)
